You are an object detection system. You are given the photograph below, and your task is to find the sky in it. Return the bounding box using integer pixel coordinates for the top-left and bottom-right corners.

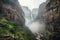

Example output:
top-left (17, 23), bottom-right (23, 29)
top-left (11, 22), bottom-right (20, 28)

top-left (18, 0), bottom-right (46, 10)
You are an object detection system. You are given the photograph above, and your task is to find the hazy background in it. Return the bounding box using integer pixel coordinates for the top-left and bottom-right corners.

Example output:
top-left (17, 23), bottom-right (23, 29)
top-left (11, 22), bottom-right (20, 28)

top-left (18, 0), bottom-right (46, 33)
top-left (18, 0), bottom-right (46, 10)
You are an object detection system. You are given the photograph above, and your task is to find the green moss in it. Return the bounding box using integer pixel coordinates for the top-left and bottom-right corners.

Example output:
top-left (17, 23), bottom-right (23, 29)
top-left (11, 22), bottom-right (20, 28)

top-left (0, 16), bottom-right (35, 40)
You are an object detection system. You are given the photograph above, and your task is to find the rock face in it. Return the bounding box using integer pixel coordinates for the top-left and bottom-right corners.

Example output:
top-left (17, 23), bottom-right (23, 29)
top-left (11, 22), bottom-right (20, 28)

top-left (22, 6), bottom-right (38, 21)
top-left (22, 6), bottom-right (31, 20)
top-left (36, 1), bottom-right (49, 22)
top-left (45, 0), bottom-right (60, 40)
top-left (0, 0), bottom-right (36, 40)
top-left (31, 8), bottom-right (38, 20)
top-left (21, 6), bottom-right (31, 26)
top-left (37, 0), bottom-right (60, 40)
top-left (0, 0), bottom-right (25, 26)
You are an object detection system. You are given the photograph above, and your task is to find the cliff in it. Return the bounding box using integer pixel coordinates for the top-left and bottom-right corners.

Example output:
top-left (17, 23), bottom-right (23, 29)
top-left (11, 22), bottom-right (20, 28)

top-left (31, 8), bottom-right (38, 20)
top-left (41, 0), bottom-right (60, 40)
top-left (36, 1), bottom-right (48, 23)
top-left (22, 6), bottom-right (31, 20)
top-left (21, 6), bottom-right (31, 26)
top-left (0, 0), bottom-right (36, 40)
top-left (0, 0), bottom-right (25, 26)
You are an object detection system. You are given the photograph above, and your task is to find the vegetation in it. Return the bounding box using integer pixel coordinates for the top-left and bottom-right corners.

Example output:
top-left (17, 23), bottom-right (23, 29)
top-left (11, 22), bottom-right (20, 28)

top-left (0, 16), bottom-right (35, 40)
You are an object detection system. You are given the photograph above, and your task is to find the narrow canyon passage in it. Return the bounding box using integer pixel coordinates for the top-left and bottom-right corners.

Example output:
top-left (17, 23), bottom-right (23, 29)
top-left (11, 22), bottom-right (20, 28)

top-left (18, 0), bottom-right (46, 33)
top-left (18, 0), bottom-right (47, 40)
top-left (0, 0), bottom-right (59, 40)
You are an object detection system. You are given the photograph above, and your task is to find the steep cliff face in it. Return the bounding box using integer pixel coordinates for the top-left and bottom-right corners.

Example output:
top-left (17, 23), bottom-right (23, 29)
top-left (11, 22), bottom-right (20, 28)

top-left (21, 6), bottom-right (31, 26)
top-left (46, 0), bottom-right (60, 31)
top-left (36, 1), bottom-right (49, 22)
top-left (44, 0), bottom-right (60, 40)
top-left (0, 0), bottom-right (36, 40)
top-left (22, 6), bottom-right (31, 20)
top-left (0, 0), bottom-right (25, 26)
top-left (31, 8), bottom-right (38, 20)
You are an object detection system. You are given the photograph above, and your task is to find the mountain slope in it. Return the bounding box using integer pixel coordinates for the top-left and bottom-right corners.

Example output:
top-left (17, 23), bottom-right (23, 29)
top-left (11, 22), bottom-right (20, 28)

top-left (0, 0), bottom-right (36, 40)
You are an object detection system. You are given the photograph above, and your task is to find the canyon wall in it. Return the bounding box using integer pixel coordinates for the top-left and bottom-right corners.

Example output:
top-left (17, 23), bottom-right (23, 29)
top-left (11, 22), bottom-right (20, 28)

top-left (0, 0), bottom-right (36, 40)
top-left (45, 0), bottom-right (60, 40)
top-left (0, 0), bottom-right (25, 26)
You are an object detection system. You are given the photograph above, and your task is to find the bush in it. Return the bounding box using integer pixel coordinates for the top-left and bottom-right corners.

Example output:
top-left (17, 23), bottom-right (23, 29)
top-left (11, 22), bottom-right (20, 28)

top-left (0, 17), bottom-right (35, 40)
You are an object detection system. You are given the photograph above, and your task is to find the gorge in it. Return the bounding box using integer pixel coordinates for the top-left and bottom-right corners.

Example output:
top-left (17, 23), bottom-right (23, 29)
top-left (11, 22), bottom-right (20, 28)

top-left (0, 0), bottom-right (60, 40)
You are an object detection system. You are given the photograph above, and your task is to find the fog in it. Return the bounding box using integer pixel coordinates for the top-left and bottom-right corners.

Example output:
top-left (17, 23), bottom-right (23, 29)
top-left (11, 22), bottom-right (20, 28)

top-left (18, 0), bottom-right (46, 33)
top-left (28, 21), bottom-right (45, 33)
top-left (18, 0), bottom-right (46, 10)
